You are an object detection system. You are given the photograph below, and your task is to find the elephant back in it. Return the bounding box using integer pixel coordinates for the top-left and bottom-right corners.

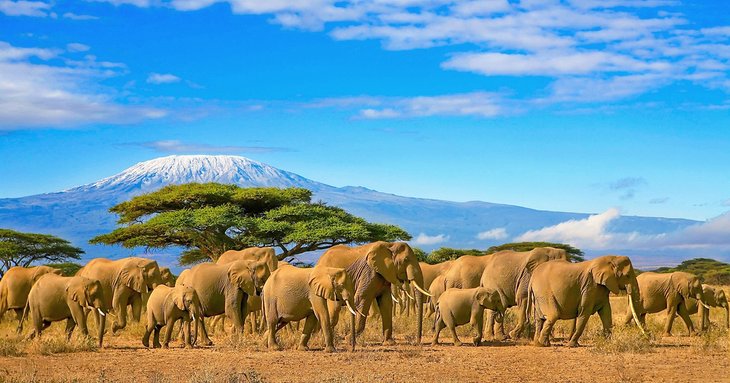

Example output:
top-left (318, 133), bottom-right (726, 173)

top-left (263, 265), bottom-right (309, 300)
top-left (443, 255), bottom-right (488, 289)
top-left (316, 245), bottom-right (362, 269)
top-left (3, 266), bottom-right (59, 308)
top-left (218, 247), bottom-right (278, 272)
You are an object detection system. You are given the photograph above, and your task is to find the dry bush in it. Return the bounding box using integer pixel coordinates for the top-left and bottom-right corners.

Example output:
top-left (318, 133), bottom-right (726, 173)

top-left (25, 335), bottom-right (97, 355)
top-left (0, 336), bottom-right (24, 357)
top-left (189, 369), bottom-right (266, 383)
top-left (690, 325), bottom-right (729, 352)
top-left (591, 326), bottom-right (655, 354)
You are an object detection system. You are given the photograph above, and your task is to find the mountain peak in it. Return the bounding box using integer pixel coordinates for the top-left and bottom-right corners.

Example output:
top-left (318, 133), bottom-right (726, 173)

top-left (69, 154), bottom-right (326, 193)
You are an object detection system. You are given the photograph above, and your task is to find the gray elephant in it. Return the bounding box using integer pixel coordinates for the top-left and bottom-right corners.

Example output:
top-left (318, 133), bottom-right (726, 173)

top-left (262, 265), bottom-right (362, 352)
top-left (432, 287), bottom-right (505, 346)
top-left (143, 284), bottom-right (203, 349)
top-left (217, 247), bottom-right (278, 272)
top-left (24, 274), bottom-right (108, 347)
top-left (175, 260), bottom-right (269, 346)
top-left (0, 265), bottom-right (61, 328)
top-left (316, 241), bottom-right (431, 345)
top-left (76, 257), bottom-right (161, 332)
top-left (480, 247), bottom-right (568, 340)
top-left (530, 255), bottom-right (643, 347)
top-left (687, 285), bottom-right (729, 330)
top-left (623, 271), bottom-right (707, 336)
top-left (159, 267), bottom-right (176, 287)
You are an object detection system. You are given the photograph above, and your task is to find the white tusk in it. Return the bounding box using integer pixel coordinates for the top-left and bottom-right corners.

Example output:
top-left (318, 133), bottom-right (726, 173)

top-left (700, 300), bottom-right (711, 309)
top-left (413, 282), bottom-right (433, 297)
top-left (97, 308), bottom-right (106, 317)
top-left (627, 289), bottom-right (645, 335)
top-left (192, 313), bottom-right (196, 322)
top-left (391, 293), bottom-right (400, 304)
top-left (402, 288), bottom-right (414, 300)
top-left (345, 300), bottom-right (358, 316)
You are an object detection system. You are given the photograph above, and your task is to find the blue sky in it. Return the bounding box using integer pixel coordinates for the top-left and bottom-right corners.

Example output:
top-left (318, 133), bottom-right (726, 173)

top-left (1, 0), bottom-right (729, 222)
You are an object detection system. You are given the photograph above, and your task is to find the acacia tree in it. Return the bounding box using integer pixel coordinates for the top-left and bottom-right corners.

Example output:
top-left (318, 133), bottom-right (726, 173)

top-left (91, 183), bottom-right (411, 264)
top-left (0, 229), bottom-right (84, 277)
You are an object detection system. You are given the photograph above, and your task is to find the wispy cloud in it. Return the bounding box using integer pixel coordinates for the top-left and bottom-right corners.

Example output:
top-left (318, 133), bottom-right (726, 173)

top-left (0, 0), bottom-right (50, 17)
top-left (127, 140), bottom-right (293, 154)
top-left (476, 228), bottom-right (508, 240)
top-left (66, 43), bottom-right (90, 53)
top-left (412, 233), bottom-right (449, 246)
top-left (146, 73), bottom-right (181, 84)
top-left (516, 208), bottom-right (623, 249)
top-left (62, 12), bottom-right (99, 20)
top-left (605, 176), bottom-right (647, 200)
top-left (0, 41), bottom-right (166, 129)
top-left (649, 197), bottom-right (669, 204)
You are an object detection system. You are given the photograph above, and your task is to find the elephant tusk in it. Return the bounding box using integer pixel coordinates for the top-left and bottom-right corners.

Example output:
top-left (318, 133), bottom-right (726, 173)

top-left (700, 300), bottom-right (711, 310)
top-left (391, 293), bottom-right (400, 304)
top-left (97, 308), bottom-right (106, 317)
top-left (345, 300), bottom-right (358, 317)
top-left (192, 313), bottom-right (196, 322)
top-left (413, 282), bottom-right (433, 297)
top-left (627, 288), bottom-right (645, 335)
top-left (402, 287), bottom-right (414, 300)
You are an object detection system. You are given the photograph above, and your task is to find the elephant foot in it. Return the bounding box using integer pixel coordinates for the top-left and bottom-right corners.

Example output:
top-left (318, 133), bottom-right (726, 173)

top-left (662, 332), bottom-right (673, 338)
top-left (472, 338), bottom-right (482, 346)
top-left (153, 342), bottom-right (162, 348)
top-left (324, 346), bottom-right (336, 353)
top-left (493, 334), bottom-right (507, 342)
top-left (533, 339), bottom-right (549, 347)
top-left (382, 339), bottom-right (396, 346)
top-left (297, 344), bottom-right (309, 351)
top-left (508, 330), bottom-right (520, 340)
top-left (453, 340), bottom-right (462, 347)
top-left (202, 339), bottom-right (214, 346)
top-left (567, 340), bottom-right (579, 348)
top-left (431, 340), bottom-right (439, 346)
top-left (142, 339), bottom-right (150, 348)
top-left (162, 344), bottom-right (169, 349)
top-left (184, 344), bottom-right (193, 349)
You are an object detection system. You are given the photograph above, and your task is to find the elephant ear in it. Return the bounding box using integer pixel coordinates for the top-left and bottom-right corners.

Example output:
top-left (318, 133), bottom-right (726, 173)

top-left (670, 274), bottom-right (691, 299)
top-left (66, 279), bottom-right (88, 307)
top-left (118, 263), bottom-right (147, 293)
top-left (228, 263), bottom-right (254, 295)
top-left (308, 268), bottom-right (337, 301)
top-left (366, 244), bottom-right (400, 286)
top-left (525, 249), bottom-right (552, 273)
top-left (593, 261), bottom-right (621, 295)
top-left (172, 288), bottom-right (186, 311)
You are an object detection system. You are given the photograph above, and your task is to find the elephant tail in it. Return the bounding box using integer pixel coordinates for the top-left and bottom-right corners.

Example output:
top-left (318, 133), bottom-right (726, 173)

top-left (17, 300), bottom-right (30, 334)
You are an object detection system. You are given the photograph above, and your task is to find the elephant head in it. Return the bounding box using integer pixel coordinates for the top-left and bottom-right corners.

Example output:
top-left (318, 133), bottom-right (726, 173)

top-left (32, 266), bottom-right (62, 282)
top-left (67, 277), bottom-right (108, 347)
top-left (388, 242), bottom-right (431, 344)
top-left (713, 288), bottom-right (729, 328)
top-left (590, 255), bottom-right (644, 331)
top-left (309, 266), bottom-right (362, 351)
top-left (137, 259), bottom-right (162, 291)
top-left (172, 285), bottom-right (203, 323)
top-left (366, 242), bottom-right (401, 287)
top-left (116, 262), bottom-right (149, 294)
top-left (672, 272), bottom-right (706, 312)
top-left (525, 247), bottom-right (568, 272)
top-left (160, 267), bottom-right (176, 287)
top-left (227, 260), bottom-right (270, 296)
top-left (475, 287), bottom-right (506, 313)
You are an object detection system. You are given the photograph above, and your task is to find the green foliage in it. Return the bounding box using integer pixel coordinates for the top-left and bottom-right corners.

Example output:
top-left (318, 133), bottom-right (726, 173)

top-left (91, 183), bottom-right (411, 265)
top-left (0, 229), bottom-right (83, 277)
top-left (44, 262), bottom-right (84, 276)
top-left (411, 247), bottom-right (428, 263)
top-left (421, 247), bottom-right (485, 264)
top-left (654, 258), bottom-right (730, 285)
top-left (486, 242), bottom-right (585, 262)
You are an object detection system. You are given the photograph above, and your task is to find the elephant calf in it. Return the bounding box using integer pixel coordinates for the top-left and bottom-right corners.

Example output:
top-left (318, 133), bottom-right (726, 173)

top-left (432, 287), bottom-right (504, 346)
top-left (143, 285), bottom-right (203, 349)
top-left (24, 274), bottom-right (108, 347)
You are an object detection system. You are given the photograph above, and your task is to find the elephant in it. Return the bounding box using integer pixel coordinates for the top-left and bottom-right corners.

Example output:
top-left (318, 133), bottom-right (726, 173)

top-left (143, 284), bottom-right (203, 349)
top-left (622, 271), bottom-right (707, 336)
top-left (0, 265), bottom-right (61, 329)
top-left (420, 261), bottom-right (453, 317)
top-left (24, 274), bottom-right (108, 347)
top-left (432, 287), bottom-right (506, 346)
top-left (76, 257), bottom-right (161, 332)
top-left (159, 267), bottom-right (176, 287)
top-left (262, 265), bottom-right (362, 352)
top-left (686, 285), bottom-right (729, 330)
top-left (175, 259), bottom-right (269, 346)
top-left (479, 247), bottom-right (568, 340)
top-left (427, 275), bottom-right (448, 320)
top-left (218, 247), bottom-right (278, 272)
top-left (315, 241), bottom-right (431, 345)
top-left (530, 255), bottom-right (643, 347)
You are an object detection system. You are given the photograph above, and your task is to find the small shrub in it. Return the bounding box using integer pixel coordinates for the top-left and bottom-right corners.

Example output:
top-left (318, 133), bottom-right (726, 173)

top-left (591, 326), bottom-right (654, 354)
top-left (26, 335), bottom-right (97, 355)
top-left (188, 369), bottom-right (266, 383)
top-left (690, 325), bottom-right (729, 352)
top-left (0, 336), bottom-right (24, 357)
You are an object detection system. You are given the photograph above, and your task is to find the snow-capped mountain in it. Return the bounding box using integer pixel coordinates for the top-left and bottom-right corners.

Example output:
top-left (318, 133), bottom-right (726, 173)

top-left (0, 155), bottom-right (700, 269)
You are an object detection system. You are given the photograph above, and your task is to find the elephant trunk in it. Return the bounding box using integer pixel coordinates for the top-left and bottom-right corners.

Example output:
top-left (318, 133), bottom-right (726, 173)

top-left (98, 313), bottom-right (106, 348)
top-left (406, 265), bottom-right (425, 345)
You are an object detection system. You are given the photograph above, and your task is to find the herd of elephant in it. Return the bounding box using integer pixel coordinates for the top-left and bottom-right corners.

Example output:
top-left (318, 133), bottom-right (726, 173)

top-left (0, 242), bottom-right (727, 353)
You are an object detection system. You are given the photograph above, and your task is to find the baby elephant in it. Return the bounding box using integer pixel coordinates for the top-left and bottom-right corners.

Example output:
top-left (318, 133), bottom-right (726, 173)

top-left (24, 274), bottom-right (108, 347)
top-left (143, 285), bottom-right (203, 349)
top-left (432, 287), bottom-right (505, 346)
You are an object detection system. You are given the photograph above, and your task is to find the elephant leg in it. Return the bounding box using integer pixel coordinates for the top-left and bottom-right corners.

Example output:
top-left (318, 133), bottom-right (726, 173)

top-left (353, 300), bottom-right (372, 336)
top-left (664, 305), bottom-right (678, 336)
top-left (377, 294), bottom-right (396, 345)
top-left (298, 314), bottom-right (319, 351)
top-left (494, 312), bottom-right (506, 340)
top-left (510, 299), bottom-right (528, 339)
top-left (472, 311), bottom-right (484, 346)
top-left (64, 318), bottom-right (76, 340)
top-left (184, 320), bottom-right (193, 348)
top-left (431, 316), bottom-right (445, 345)
top-left (163, 318), bottom-right (177, 348)
top-left (265, 305), bottom-right (280, 350)
top-left (445, 317), bottom-right (461, 346)
top-left (484, 310), bottom-right (496, 340)
top-left (568, 315), bottom-right (591, 347)
top-left (198, 317), bottom-right (214, 346)
top-left (312, 297), bottom-right (335, 352)
top-left (677, 304), bottom-right (695, 336)
top-left (130, 294), bottom-right (143, 323)
top-left (566, 319), bottom-right (576, 341)
top-left (13, 308), bottom-right (24, 330)
top-left (598, 304), bottom-right (612, 337)
top-left (69, 303), bottom-right (89, 337)
top-left (536, 317), bottom-right (555, 347)
top-left (142, 322), bottom-right (154, 348)
top-left (153, 325), bottom-right (162, 348)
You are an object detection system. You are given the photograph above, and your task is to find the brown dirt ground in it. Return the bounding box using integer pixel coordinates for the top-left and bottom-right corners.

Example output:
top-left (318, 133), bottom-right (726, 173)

top-left (1, 296), bottom-right (728, 382)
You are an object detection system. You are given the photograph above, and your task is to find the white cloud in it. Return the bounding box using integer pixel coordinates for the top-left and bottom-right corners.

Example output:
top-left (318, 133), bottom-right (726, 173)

top-left (357, 92), bottom-right (503, 119)
top-left (412, 233), bottom-right (449, 246)
top-left (62, 12), bottom-right (99, 20)
top-left (0, 0), bottom-right (50, 17)
top-left (516, 208), bottom-right (624, 249)
top-left (0, 41), bottom-right (166, 129)
top-left (146, 73), bottom-right (181, 84)
top-left (476, 228), bottom-right (508, 240)
top-left (66, 43), bottom-right (90, 53)
top-left (129, 140), bottom-right (293, 154)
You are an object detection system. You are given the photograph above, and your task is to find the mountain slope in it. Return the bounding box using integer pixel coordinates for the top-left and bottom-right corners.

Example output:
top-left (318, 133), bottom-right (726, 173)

top-left (0, 155), bottom-right (698, 269)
